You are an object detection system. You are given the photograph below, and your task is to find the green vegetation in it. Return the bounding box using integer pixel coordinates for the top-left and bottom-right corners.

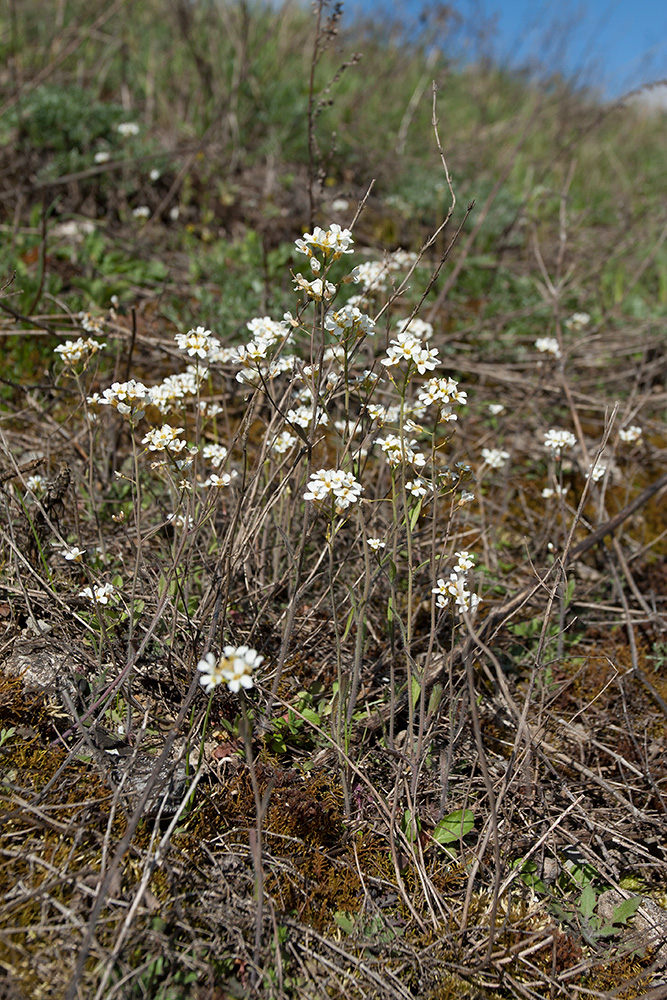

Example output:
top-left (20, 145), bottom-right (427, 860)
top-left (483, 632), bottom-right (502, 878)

top-left (1, 2), bottom-right (666, 998)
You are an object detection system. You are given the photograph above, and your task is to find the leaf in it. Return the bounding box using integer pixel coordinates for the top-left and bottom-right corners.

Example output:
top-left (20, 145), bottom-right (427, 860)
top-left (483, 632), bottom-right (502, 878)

top-left (610, 896), bottom-right (642, 926)
top-left (433, 809), bottom-right (475, 845)
top-left (578, 883), bottom-right (597, 921)
top-left (334, 911), bottom-right (356, 934)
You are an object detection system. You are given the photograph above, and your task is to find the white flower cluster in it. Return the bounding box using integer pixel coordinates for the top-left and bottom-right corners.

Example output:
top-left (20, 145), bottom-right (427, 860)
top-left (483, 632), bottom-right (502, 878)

top-left (481, 448), bottom-right (510, 470)
top-left (544, 429), bottom-right (576, 455)
top-left (564, 312), bottom-right (590, 331)
top-left (78, 312), bottom-right (105, 335)
top-left (324, 304), bottom-right (375, 341)
top-left (141, 424), bottom-right (187, 453)
top-left (117, 121), bottom-right (140, 136)
top-left (619, 425), bottom-right (642, 443)
top-left (432, 551), bottom-right (480, 615)
top-left (99, 379), bottom-right (152, 418)
top-left (295, 224), bottom-right (354, 259)
top-left (303, 468), bottom-right (363, 513)
top-left (197, 645), bottom-right (263, 694)
top-left (417, 376), bottom-right (467, 418)
top-left (174, 326), bottom-right (220, 359)
top-left (381, 330), bottom-right (439, 375)
top-left (54, 337), bottom-right (105, 366)
top-left (293, 273), bottom-right (336, 301)
top-left (379, 434), bottom-right (426, 468)
top-left (535, 337), bottom-right (561, 358)
top-left (79, 582), bottom-right (116, 604)
top-left (586, 459), bottom-right (607, 482)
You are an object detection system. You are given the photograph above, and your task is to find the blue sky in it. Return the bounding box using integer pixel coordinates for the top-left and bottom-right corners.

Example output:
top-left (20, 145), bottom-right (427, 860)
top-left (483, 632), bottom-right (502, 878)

top-left (347, 0), bottom-right (667, 99)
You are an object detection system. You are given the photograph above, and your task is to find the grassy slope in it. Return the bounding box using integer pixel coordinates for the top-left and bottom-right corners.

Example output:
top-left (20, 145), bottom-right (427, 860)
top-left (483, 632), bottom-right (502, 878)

top-left (1, 2), bottom-right (666, 999)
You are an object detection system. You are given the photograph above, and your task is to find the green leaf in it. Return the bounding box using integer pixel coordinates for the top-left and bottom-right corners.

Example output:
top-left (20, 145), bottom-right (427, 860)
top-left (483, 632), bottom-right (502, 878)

top-left (610, 896), bottom-right (642, 926)
top-left (433, 809), bottom-right (474, 845)
top-left (578, 883), bottom-right (597, 921)
top-left (334, 911), bottom-right (356, 934)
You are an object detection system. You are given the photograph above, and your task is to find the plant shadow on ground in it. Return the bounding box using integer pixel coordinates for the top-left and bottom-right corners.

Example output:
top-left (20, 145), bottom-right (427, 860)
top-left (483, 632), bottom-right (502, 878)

top-left (1, 2), bottom-right (667, 998)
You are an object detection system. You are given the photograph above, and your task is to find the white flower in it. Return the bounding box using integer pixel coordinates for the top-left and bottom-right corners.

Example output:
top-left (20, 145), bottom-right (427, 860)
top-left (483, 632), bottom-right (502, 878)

top-left (54, 337), bottom-right (105, 365)
top-left (488, 403), bottom-right (505, 416)
top-left (166, 512), bottom-right (194, 530)
top-left (292, 273), bottom-right (336, 301)
top-left (565, 312), bottom-right (590, 331)
top-left (79, 582), bottom-right (116, 605)
top-left (295, 224), bottom-right (354, 259)
top-left (117, 122), bottom-right (140, 136)
top-left (405, 478), bottom-right (428, 497)
top-left (324, 304), bottom-right (375, 340)
top-left (542, 485), bottom-right (568, 498)
top-left (78, 312), bottom-right (105, 334)
top-left (586, 459), bottom-right (607, 483)
top-left (271, 430), bottom-right (297, 454)
top-left (619, 425), bottom-right (642, 443)
top-left (94, 150), bottom-right (111, 164)
top-left (367, 538), bottom-right (386, 551)
top-left (202, 444), bottom-right (228, 467)
top-left (379, 434), bottom-right (426, 468)
top-left (535, 337), bottom-right (561, 358)
top-left (25, 475), bottom-right (45, 495)
top-left (142, 425), bottom-right (186, 452)
top-left (454, 550), bottom-right (475, 571)
top-left (203, 472), bottom-right (236, 488)
top-left (100, 380), bottom-right (151, 418)
top-left (174, 326), bottom-right (220, 359)
top-left (197, 645), bottom-right (263, 694)
top-left (432, 572), bottom-right (480, 616)
top-left (149, 169), bottom-right (161, 181)
top-left (481, 448), bottom-right (510, 470)
top-left (417, 376), bottom-right (466, 406)
top-left (458, 490), bottom-right (475, 506)
top-left (544, 429), bottom-right (576, 455)
top-left (381, 332), bottom-right (439, 374)
top-left (63, 546), bottom-right (85, 562)
top-left (132, 206), bottom-right (150, 219)
top-left (396, 317), bottom-right (433, 341)
top-left (304, 469), bottom-right (363, 513)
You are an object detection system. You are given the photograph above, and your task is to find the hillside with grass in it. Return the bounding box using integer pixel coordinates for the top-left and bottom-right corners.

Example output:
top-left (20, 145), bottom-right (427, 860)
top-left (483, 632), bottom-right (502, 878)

top-left (1, 2), bottom-right (667, 998)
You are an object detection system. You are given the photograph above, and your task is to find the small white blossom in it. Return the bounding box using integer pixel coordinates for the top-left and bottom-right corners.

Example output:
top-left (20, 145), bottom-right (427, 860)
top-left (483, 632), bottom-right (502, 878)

top-left (367, 538), bottom-right (386, 551)
top-left (542, 485), bottom-right (569, 498)
top-left (132, 206), bottom-right (150, 220)
top-left (117, 121), bottom-right (140, 136)
top-left (142, 425), bottom-right (186, 452)
top-left (535, 337), bottom-right (561, 358)
top-left (174, 326), bottom-right (220, 359)
top-left (202, 444), bottom-right (228, 467)
top-left (405, 479), bottom-right (428, 497)
top-left (565, 312), bottom-right (591, 331)
top-left (544, 429), bottom-right (576, 455)
top-left (63, 546), bottom-right (85, 562)
top-left (586, 459), bottom-right (607, 483)
top-left (271, 430), bottom-right (297, 454)
top-left (25, 475), bottom-right (45, 495)
top-left (488, 403), bottom-right (505, 416)
top-left (94, 150), bottom-right (111, 164)
top-left (481, 448), bottom-right (510, 470)
top-left (304, 469), bottom-right (363, 513)
top-left (295, 224), bottom-right (354, 259)
top-left (619, 425), bottom-right (642, 443)
top-left (197, 646), bottom-right (263, 694)
top-left (54, 337), bottom-right (105, 365)
top-left (79, 582), bottom-right (116, 605)
top-left (292, 273), bottom-right (336, 301)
